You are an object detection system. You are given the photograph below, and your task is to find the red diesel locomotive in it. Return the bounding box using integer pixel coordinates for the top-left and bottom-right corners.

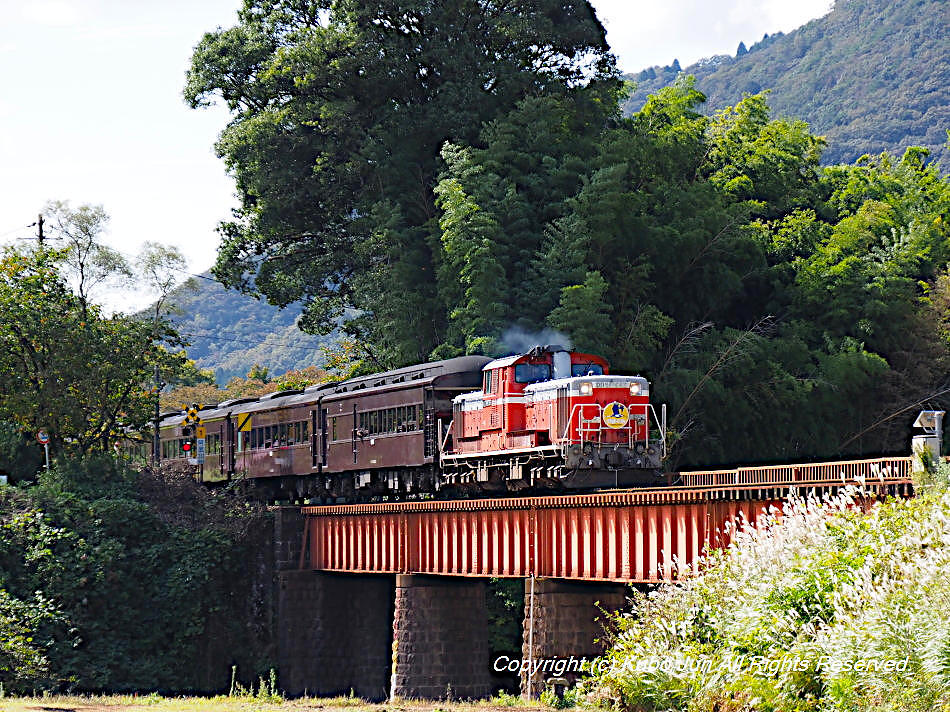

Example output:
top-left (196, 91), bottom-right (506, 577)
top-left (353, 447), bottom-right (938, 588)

top-left (148, 345), bottom-right (666, 500)
top-left (444, 345), bottom-right (665, 490)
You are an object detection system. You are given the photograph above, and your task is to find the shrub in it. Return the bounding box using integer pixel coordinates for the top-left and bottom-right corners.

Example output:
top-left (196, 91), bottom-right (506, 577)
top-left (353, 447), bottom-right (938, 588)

top-left (0, 456), bottom-right (270, 694)
top-left (584, 486), bottom-right (950, 711)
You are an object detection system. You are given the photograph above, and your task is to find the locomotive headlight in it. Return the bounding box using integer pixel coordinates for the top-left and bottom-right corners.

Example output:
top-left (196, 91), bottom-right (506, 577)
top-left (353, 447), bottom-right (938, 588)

top-left (580, 381), bottom-right (593, 396)
top-left (629, 382), bottom-right (641, 396)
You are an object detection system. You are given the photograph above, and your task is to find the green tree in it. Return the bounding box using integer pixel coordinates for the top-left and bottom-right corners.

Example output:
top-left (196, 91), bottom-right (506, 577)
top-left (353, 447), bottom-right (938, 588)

top-left (0, 457), bottom-right (270, 693)
top-left (245, 363), bottom-right (270, 383)
top-left (185, 0), bottom-right (618, 365)
top-left (0, 247), bottom-right (185, 454)
top-left (43, 200), bottom-right (132, 316)
top-left (548, 271), bottom-right (613, 355)
top-left (0, 422), bottom-right (44, 484)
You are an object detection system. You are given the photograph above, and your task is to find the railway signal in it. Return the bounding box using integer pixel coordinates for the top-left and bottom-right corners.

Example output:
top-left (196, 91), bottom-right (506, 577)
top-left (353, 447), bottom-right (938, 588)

top-left (181, 403), bottom-right (203, 426)
top-left (177, 404), bottom-right (205, 466)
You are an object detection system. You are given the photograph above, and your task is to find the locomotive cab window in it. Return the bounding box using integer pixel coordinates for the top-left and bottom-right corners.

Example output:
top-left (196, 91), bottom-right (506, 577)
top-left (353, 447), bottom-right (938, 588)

top-left (571, 363), bottom-right (604, 376)
top-left (483, 370), bottom-right (493, 394)
top-left (515, 363), bottom-right (551, 383)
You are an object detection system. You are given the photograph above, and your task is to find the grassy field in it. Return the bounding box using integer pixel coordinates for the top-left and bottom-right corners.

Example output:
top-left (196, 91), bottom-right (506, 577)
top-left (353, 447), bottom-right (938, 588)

top-left (0, 693), bottom-right (548, 712)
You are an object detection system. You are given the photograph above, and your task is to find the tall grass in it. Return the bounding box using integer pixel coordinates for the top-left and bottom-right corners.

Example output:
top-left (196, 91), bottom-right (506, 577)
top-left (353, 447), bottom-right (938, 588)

top-left (584, 472), bottom-right (950, 711)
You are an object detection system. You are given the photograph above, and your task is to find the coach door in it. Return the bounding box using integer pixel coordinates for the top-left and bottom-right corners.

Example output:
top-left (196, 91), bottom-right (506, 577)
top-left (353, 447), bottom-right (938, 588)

top-left (310, 408), bottom-right (327, 471)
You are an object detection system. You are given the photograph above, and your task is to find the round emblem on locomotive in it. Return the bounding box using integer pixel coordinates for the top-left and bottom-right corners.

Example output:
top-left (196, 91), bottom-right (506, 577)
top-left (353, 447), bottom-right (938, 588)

top-left (603, 402), bottom-right (630, 429)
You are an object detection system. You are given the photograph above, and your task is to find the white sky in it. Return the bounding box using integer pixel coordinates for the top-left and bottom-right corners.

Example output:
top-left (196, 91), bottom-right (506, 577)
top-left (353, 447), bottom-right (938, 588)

top-left (0, 0), bottom-right (833, 310)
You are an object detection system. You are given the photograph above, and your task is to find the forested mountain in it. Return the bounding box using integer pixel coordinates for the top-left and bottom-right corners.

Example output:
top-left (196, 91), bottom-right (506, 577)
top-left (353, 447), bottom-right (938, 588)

top-left (623, 0), bottom-right (949, 168)
top-left (164, 275), bottom-right (335, 384)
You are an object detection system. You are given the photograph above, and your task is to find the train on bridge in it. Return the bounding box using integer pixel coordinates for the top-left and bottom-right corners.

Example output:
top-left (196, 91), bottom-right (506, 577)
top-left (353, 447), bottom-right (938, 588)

top-left (145, 345), bottom-right (667, 501)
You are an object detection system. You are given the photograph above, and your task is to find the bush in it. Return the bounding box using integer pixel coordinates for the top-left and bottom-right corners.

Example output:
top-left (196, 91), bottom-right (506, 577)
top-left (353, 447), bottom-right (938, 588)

top-left (0, 456), bottom-right (270, 694)
top-left (583, 486), bottom-right (950, 711)
top-left (0, 421), bottom-right (43, 485)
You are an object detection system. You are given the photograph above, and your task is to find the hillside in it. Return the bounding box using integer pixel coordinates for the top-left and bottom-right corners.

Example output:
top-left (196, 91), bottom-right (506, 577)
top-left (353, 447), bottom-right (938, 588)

top-left (623, 0), bottom-right (949, 167)
top-left (164, 276), bottom-right (336, 384)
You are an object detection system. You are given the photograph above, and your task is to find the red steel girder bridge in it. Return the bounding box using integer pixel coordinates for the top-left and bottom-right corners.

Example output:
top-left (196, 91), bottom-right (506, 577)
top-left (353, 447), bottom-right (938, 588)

top-left (298, 457), bottom-right (914, 583)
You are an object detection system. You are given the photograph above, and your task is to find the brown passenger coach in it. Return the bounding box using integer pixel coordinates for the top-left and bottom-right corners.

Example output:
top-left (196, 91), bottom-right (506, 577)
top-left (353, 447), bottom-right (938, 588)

top-left (154, 356), bottom-right (489, 501)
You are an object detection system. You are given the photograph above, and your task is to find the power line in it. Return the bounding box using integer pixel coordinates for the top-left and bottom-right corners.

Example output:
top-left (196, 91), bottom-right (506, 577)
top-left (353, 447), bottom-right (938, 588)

top-left (4, 213), bottom-right (219, 284)
top-left (0, 224), bottom-right (32, 239)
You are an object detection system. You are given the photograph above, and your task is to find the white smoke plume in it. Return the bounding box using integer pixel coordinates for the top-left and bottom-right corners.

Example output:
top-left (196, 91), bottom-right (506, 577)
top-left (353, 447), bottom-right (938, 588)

top-left (498, 327), bottom-right (573, 355)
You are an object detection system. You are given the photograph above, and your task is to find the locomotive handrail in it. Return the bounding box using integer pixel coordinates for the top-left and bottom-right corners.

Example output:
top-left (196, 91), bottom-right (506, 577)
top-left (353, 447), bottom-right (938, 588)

top-left (648, 403), bottom-right (667, 458)
top-left (559, 402), bottom-right (660, 454)
top-left (439, 418), bottom-right (454, 454)
top-left (560, 403), bottom-right (604, 443)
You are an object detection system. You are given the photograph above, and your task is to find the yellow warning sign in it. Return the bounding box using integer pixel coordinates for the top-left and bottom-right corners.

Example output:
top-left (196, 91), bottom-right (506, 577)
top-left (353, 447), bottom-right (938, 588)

top-left (238, 414), bottom-right (253, 432)
top-left (602, 402), bottom-right (630, 429)
top-left (196, 426), bottom-right (206, 439)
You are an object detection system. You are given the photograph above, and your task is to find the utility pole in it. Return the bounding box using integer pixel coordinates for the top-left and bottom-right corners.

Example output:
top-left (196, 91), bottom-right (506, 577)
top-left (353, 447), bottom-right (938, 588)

top-left (152, 363), bottom-right (161, 465)
top-left (36, 214), bottom-right (44, 246)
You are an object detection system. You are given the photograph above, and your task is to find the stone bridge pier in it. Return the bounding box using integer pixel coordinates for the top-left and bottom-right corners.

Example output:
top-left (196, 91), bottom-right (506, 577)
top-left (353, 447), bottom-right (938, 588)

top-left (519, 578), bottom-right (629, 698)
top-left (276, 572), bottom-right (628, 700)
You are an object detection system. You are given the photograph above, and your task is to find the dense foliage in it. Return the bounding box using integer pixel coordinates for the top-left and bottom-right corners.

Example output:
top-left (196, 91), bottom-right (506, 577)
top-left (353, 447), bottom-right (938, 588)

top-left (445, 82), bottom-right (950, 467)
top-left (0, 247), bottom-right (188, 456)
top-left (190, 3), bottom-right (950, 465)
top-left (0, 458), bottom-right (271, 694)
top-left (584, 469), bottom-right (950, 711)
top-left (623, 0), bottom-right (949, 169)
top-left (185, 0), bottom-right (619, 368)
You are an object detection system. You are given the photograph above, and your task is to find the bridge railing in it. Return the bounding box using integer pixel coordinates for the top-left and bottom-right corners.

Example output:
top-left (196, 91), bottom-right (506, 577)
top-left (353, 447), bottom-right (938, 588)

top-left (678, 456), bottom-right (914, 488)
